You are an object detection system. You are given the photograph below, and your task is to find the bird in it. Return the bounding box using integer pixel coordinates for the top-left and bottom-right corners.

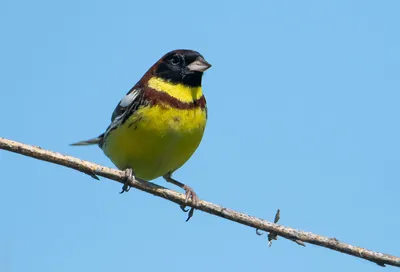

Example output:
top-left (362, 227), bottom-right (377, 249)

top-left (71, 49), bottom-right (211, 220)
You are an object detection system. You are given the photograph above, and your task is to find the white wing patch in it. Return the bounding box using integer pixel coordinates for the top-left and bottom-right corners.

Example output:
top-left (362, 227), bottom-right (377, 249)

top-left (111, 88), bottom-right (141, 122)
top-left (120, 89), bottom-right (139, 107)
top-left (105, 88), bottom-right (142, 138)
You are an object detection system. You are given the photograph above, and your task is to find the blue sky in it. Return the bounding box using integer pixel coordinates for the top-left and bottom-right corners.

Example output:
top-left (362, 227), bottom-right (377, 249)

top-left (1, 0), bottom-right (399, 271)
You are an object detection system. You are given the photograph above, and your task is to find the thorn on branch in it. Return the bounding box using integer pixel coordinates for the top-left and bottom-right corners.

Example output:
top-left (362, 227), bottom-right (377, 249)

top-left (376, 262), bottom-right (386, 267)
top-left (268, 232), bottom-right (278, 247)
top-left (274, 209), bottom-right (280, 223)
top-left (291, 239), bottom-right (306, 247)
top-left (255, 209), bottom-right (281, 246)
top-left (256, 229), bottom-right (264, 236)
top-left (257, 209), bottom-right (305, 247)
top-left (82, 170), bottom-right (99, 180)
top-left (268, 209), bottom-right (280, 247)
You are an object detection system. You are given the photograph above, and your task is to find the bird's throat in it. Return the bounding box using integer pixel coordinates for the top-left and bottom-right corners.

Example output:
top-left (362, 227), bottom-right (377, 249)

top-left (147, 77), bottom-right (203, 103)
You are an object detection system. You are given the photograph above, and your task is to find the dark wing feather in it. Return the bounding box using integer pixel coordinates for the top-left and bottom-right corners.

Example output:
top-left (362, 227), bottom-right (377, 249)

top-left (111, 87), bottom-right (142, 122)
top-left (103, 87), bottom-right (145, 140)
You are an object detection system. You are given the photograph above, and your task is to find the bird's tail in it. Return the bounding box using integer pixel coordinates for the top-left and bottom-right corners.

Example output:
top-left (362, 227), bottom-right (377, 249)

top-left (70, 134), bottom-right (104, 146)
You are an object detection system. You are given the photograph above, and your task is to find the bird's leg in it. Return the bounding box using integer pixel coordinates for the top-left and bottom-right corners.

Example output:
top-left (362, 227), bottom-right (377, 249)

top-left (163, 173), bottom-right (199, 221)
top-left (120, 168), bottom-right (135, 194)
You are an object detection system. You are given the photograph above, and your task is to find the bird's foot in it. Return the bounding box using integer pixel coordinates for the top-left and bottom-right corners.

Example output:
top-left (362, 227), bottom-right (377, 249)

top-left (163, 173), bottom-right (199, 221)
top-left (183, 185), bottom-right (199, 205)
top-left (180, 185), bottom-right (199, 222)
top-left (120, 168), bottom-right (134, 194)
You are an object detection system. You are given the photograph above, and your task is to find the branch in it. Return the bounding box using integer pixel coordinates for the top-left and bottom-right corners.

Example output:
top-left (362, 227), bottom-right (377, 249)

top-left (0, 137), bottom-right (398, 268)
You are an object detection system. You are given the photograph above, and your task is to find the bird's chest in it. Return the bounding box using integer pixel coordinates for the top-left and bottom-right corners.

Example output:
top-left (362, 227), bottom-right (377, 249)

top-left (138, 105), bottom-right (207, 133)
top-left (102, 105), bottom-right (207, 180)
top-left (133, 105), bottom-right (207, 158)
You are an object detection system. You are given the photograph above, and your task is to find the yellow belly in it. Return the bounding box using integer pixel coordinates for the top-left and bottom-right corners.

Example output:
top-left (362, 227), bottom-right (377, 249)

top-left (102, 105), bottom-right (207, 181)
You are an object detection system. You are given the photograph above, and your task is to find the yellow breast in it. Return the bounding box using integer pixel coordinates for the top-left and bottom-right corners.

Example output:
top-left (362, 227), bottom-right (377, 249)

top-left (102, 104), bottom-right (207, 181)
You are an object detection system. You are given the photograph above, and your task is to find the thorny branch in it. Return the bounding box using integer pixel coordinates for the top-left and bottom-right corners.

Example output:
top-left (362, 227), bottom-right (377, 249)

top-left (0, 137), bottom-right (399, 268)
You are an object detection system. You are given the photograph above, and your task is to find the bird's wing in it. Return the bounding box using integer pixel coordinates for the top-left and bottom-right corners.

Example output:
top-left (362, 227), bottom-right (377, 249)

top-left (111, 87), bottom-right (144, 122)
top-left (104, 87), bottom-right (144, 136)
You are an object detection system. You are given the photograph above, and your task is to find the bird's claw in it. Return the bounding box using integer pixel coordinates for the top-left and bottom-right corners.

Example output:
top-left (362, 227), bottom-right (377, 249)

top-left (181, 185), bottom-right (199, 222)
top-left (120, 168), bottom-right (134, 194)
top-left (185, 208), bottom-right (195, 222)
top-left (183, 185), bottom-right (199, 206)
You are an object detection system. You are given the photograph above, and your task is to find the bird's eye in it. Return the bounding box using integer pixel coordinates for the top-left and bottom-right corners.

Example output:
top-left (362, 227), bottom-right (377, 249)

top-left (170, 55), bottom-right (181, 65)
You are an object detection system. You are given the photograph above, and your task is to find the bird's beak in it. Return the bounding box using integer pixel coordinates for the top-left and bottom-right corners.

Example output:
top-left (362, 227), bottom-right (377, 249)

top-left (187, 57), bottom-right (212, 72)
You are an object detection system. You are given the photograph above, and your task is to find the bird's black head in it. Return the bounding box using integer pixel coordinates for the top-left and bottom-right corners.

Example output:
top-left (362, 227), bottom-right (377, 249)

top-left (153, 49), bottom-right (211, 87)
